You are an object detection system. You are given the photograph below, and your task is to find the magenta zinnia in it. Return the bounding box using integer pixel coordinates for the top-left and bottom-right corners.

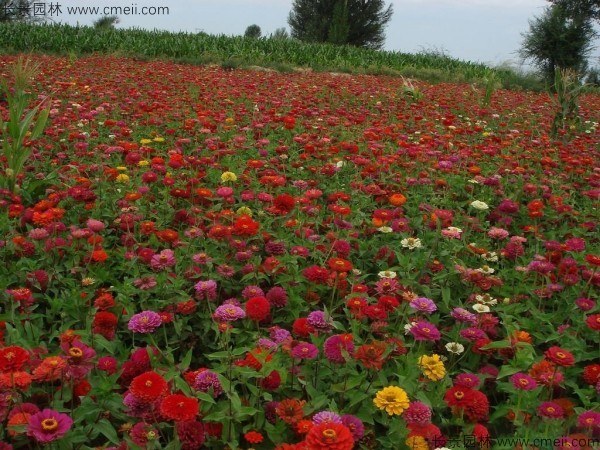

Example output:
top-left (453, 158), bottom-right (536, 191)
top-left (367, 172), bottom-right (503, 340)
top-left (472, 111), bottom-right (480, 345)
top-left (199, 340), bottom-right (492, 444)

top-left (27, 409), bottom-right (73, 443)
top-left (409, 321), bottom-right (441, 341)
top-left (128, 310), bottom-right (162, 333)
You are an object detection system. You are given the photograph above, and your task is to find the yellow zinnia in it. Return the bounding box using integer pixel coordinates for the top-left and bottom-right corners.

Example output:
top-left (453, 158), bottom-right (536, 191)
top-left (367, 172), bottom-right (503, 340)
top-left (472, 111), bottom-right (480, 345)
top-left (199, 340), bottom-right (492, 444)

top-left (406, 435), bottom-right (429, 450)
top-left (236, 206), bottom-right (252, 216)
top-left (418, 354), bottom-right (446, 381)
top-left (373, 386), bottom-right (409, 416)
top-left (115, 174), bottom-right (130, 183)
top-left (221, 171), bottom-right (238, 182)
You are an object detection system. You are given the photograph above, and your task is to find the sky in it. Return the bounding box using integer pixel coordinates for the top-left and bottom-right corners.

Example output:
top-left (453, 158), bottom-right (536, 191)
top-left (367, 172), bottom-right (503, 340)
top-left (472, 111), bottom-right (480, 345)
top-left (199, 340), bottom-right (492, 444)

top-left (50, 0), bottom-right (599, 70)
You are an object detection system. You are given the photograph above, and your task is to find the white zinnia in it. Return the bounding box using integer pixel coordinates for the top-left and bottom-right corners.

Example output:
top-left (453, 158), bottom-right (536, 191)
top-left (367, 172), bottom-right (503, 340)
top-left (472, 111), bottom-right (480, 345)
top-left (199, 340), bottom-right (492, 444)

top-left (445, 342), bottom-right (465, 354)
top-left (470, 200), bottom-right (489, 210)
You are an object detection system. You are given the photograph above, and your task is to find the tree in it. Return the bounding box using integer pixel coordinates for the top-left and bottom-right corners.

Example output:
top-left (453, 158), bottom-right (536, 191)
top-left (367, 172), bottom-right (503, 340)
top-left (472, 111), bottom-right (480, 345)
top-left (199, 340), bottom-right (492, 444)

top-left (520, 5), bottom-right (596, 82)
top-left (0, 0), bottom-right (42, 22)
top-left (93, 15), bottom-right (120, 29)
top-left (271, 27), bottom-right (290, 40)
top-left (548, 0), bottom-right (599, 22)
top-left (244, 24), bottom-right (262, 39)
top-left (288, 0), bottom-right (393, 49)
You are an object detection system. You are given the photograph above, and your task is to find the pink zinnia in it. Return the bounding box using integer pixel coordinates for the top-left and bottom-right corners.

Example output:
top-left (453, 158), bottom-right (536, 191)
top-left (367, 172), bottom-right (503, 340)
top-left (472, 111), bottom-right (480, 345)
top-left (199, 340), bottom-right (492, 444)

top-left (323, 334), bottom-right (354, 364)
top-left (27, 409), bottom-right (73, 443)
top-left (577, 410), bottom-right (600, 430)
top-left (488, 227), bottom-right (509, 240)
top-left (150, 249), bottom-right (176, 271)
top-left (402, 401), bottom-right (432, 425)
top-left (510, 373), bottom-right (538, 391)
top-left (291, 342), bottom-right (319, 360)
top-left (128, 311), bottom-right (162, 333)
top-left (266, 286), bottom-right (288, 307)
top-left (86, 218), bottom-right (105, 232)
top-left (194, 279), bottom-right (218, 301)
top-left (409, 321), bottom-right (441, 341)
top-left (537, 401), bottom-right (564, 419)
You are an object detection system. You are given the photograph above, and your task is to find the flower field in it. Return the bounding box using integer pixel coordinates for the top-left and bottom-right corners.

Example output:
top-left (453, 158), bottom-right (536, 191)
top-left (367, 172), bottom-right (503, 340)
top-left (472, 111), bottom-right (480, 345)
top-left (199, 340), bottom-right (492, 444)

top-left (0, 54), bottom-right (599, 449)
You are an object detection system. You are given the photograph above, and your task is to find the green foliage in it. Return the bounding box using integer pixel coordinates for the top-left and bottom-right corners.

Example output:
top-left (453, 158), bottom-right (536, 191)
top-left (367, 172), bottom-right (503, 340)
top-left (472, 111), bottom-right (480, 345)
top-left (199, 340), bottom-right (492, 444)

top-left (93, 15), bottom-right (120, 29)
top-left (0, 56), bottom-right (50, 193)
top-left (548, 0), bottom-right (600, 22)
top-left (0, 0), bottom-right (39, 22)
top-left (244, 24), bottom-right (262, 39)
top-left (270, 27), bottom-right (290, 40)
top-left (328, 0), bottom-right (350, 45)
top-left (520, 5), bottom-right (596, 83)
top-left (550, 67), bottom-right (585, 139)
top-left (288, 0), bottom-right (393, 49)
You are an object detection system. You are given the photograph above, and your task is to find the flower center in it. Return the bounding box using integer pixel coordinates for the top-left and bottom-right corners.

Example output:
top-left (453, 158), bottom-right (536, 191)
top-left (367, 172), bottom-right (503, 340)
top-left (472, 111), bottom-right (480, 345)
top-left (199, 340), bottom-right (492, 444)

top-left (41, 418), bottom-right (58, 432)
top-left (454, 391), bottom-right (464, 399)
top-left (145, 381), bottom-right (153, 387)
top-left (5, 352), bottom-right (14, 360)
top-left (69, 348), bottom-right (83, 360)
top-left (322, 429), bottom-right (337, 440)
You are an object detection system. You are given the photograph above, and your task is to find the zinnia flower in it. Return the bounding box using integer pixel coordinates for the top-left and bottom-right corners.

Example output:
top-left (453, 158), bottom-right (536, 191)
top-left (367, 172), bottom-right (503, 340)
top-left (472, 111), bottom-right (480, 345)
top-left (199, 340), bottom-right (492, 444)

top-left (312, 411), bottom-right (342, 424)
top-left (401, 237), bottom-right (422, 249)
top-left (418, 354), bottom-right (446, 381)
top-left (276, 398), bottom-right (306, 425)
top-left (244, 430), bottom-right (264, 444)
top-left (246, 296), bottom-right (271, 321)
top-left (214, 304), bottom-right (246, 321)
top-left (409, 321), bottom-right (441, 341)
top-left (538, 401), bottom-right (564, 419)
top-left (160, 394), bottom-right (199, 421)
top-left (510, 372), bottom-right (538, 390)
top-left (305, 422), bottom-right (354, 450)
top-left (470, 200), bottom-right (489, 210)
top-left (194, 370), bottom-right (223, 397)
top-left (323, 334), bottom-right (354, 364)
top-left (409, 297), bottom-right (437, 314)
top-left (128, 311), bottom-right (162, 333)
top-left (0, 346), bottom-right (30, 372)
top-left (129, 371), bottom-right (168, 403)
top-left (176, 420), bottom-right (205, 450)
top-left (402, 401), bottom-right (432, 425)
top-left (27, 409), bottom-right (73, 443)
top-left (373, 386), bottom-right (410, 416)
top-left (544, 346), bottom-right (575, 367)
top-left (291, 342), bottom-right (319, 360)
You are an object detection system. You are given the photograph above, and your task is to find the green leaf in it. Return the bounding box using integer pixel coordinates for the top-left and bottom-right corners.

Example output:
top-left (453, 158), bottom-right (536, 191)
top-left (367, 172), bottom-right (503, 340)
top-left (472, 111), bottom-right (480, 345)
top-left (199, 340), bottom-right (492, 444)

top-left (95, 418), bottom-right (120, 444)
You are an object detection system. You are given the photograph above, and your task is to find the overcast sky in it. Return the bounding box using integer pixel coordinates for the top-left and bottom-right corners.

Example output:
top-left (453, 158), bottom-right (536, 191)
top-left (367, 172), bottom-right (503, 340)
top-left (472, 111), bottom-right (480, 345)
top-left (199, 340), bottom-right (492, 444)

top-left (52, 0), bottom-right (599, 70)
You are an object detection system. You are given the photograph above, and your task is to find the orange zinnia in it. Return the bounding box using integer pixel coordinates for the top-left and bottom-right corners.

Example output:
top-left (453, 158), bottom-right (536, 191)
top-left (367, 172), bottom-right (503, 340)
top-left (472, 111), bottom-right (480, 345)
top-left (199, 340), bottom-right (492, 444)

top-left (276, 398), bottom-right (306, 425)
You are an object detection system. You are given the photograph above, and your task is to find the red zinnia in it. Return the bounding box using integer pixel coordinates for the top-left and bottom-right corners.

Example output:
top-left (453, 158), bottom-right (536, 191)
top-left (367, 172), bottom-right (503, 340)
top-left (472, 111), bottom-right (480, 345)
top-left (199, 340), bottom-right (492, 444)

top-left (160, 394), bottom-right (199, 421)
top-left (276, 398), bottom-right (306, 425)
top-left (544, 346), bottom-right (575, 367)
top-left (444, 386), bottom-right (475, 408)
top-left (305, 422), bottom-right (354, 450)
top-left (244, 430), bottom-right (264, 444)
top-left (586, 314), bottom-right (600, 331)
top-left (273, 194), bottom-right (296, 214)
top-left (585, 254), bottom-right (600, 267)
top-left (129, 371), bottom-right (168, 403)
top-left (583, 364), bottom-right (600, 385)
top-left (327, 258), bottom-right (353, 273)
top-left (233, 215), bottom-right (260, 236)
top-left (246, 296), bottom-right (271, 321)
top-left (0, 346), bottom-right (30, 373)
top-left (303, 265), bottom-right (331, 284)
